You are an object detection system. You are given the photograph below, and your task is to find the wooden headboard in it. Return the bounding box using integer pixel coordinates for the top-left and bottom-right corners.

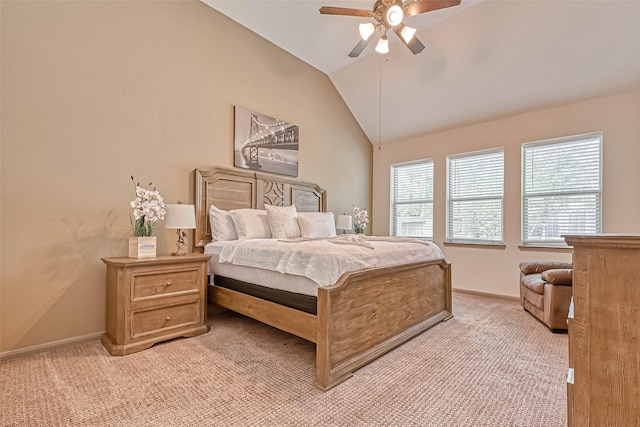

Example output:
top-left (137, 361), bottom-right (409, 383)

top-left (194, 166), bottom-right (327, 251)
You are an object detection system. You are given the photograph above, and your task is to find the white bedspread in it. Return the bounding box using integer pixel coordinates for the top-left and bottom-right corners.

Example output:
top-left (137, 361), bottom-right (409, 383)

top-left (217, 236), bottom-right (444, 287)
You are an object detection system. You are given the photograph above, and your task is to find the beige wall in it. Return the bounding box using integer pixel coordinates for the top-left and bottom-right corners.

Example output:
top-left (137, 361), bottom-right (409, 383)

top-left (373, 90), bottom-right (640, 297)
top-left (0, 1), bottom-right (372, 355)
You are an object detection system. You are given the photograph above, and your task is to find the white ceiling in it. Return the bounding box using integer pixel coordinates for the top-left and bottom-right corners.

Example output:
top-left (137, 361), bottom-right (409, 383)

top-left (202, 0), bottom-right (640, 145)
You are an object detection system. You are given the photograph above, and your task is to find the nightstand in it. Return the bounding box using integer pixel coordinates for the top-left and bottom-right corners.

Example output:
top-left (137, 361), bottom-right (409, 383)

top-left (101, 253), bottom-right (211, 356)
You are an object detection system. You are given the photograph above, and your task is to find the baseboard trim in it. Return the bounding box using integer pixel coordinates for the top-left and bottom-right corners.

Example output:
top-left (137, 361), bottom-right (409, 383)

top-left (0, 332), bottom-right (104, 362)
top-left (453, 288), bottom-right (519, 302)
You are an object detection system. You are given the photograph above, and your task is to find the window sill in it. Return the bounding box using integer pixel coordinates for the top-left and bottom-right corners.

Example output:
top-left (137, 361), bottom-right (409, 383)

top-left (518, 244), bottom-right (573, 252)
top-left (393, 236), bottom-right (434, 241)
top-left (443, 241), bottom-right (506, 250)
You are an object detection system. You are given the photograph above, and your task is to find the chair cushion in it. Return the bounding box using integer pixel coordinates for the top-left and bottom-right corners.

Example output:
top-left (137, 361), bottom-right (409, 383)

top-left (541, 269), bottom-right (573, 285)
top-left (519, 261), bottom-right (573, 275)
top-left (521, 273), bottom-right (546, 295)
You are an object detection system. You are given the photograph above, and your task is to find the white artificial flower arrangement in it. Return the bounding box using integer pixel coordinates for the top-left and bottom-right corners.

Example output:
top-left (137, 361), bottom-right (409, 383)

top-left (353, 205), bottom-right (369, 234)
top-left (129, 176), bottom-right (166, 237)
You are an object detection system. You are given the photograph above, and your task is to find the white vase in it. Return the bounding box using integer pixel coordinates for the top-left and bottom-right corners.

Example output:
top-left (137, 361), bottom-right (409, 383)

top-left (128, 236), bottom-right (157, 258)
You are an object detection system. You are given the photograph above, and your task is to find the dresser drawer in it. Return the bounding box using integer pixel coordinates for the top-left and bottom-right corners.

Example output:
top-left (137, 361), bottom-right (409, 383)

top-left (131, 269), bottom-right (200, 301)
top-left (131, 301), bottom-right (200, 339)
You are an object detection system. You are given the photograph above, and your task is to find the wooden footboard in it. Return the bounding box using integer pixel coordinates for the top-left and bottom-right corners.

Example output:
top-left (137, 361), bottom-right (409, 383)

top-left (315, 259), bottom-right (452, 390)
top-left (212, 258), bottom-right (452, 391)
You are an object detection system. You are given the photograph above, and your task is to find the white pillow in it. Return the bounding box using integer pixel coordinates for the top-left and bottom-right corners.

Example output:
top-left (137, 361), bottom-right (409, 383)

top-left (209, 204), bottom-right (238, 241)
top-left (229, 209), bottom-right (272, 240)
top-left (265, 205), bottom-right (301, 239)
top-left (297, 212), bottom-right (337, 238)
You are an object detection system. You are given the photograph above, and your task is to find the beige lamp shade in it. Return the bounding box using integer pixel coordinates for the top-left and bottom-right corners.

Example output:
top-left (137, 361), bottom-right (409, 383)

top-left (336, 214), bottom-right (353, 231)
top-left (164, 204), bottom-right (196, 229)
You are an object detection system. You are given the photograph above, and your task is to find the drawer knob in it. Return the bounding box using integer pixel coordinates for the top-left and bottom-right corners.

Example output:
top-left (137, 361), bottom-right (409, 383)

top-left (165, 316), bottom-right (171, 321)
top-left (165, 281), bottom-right (172, 287)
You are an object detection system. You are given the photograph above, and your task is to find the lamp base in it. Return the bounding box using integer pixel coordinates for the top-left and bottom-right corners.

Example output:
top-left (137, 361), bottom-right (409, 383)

top-left (172, 229), bottom-right (188, 256)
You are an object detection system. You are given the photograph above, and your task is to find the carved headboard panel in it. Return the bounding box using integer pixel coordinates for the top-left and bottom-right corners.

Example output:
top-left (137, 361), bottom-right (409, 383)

top-left (194, 166), bottom-right (327, 251)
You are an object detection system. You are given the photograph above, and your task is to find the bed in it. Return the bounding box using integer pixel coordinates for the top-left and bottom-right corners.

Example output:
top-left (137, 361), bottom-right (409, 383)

top-left (194, 166), bottom-right (452, 390)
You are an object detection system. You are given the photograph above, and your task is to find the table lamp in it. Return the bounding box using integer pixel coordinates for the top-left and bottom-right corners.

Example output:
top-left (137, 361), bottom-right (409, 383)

top-left (164, 203), bottom-right (196, 256)
top-left (336, 214), bottom-right (353, 234)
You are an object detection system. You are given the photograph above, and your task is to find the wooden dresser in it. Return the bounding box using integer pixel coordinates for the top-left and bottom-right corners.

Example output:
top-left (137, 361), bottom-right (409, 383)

top-left (564, 235), bottom-right (640, 426)
top-left (101, 254), bottom-right (210, 356)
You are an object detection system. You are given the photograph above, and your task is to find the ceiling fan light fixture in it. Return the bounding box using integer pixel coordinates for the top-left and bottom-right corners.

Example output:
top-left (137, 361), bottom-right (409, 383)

top-left (375, 35), bottom-right (389, 54)
top-left (359, 22), bottom-right (375, 41)
top-left (400, 25), bottom-right (416, 43)
top-left (319, 0), bottom-right (461, 57)
top-left (385, 4), bottom-right (404, 27)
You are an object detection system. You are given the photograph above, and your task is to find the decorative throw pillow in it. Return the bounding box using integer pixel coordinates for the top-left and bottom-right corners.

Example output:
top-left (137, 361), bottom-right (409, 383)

top-left (229, 209), bottom-right (272, 240)
top-left (209, 204), bottom-right (238, 241)
top-left (265, 205), bottom-right (301, 239)
top-left (297, 212), bottom-right (337, 238)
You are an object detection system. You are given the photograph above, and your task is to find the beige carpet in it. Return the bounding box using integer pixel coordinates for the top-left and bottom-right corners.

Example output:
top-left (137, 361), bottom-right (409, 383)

top-left (1, 292), bottom-right (568, 426)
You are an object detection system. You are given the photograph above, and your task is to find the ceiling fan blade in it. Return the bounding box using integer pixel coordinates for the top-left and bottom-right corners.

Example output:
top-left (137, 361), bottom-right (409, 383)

top-left (348, 37), bottom-right (374, 58)
top-left (393, 27), bottom-right (426, 55)
top-left (406, 36), bottom-right (426, 55)
top-left (404, 0), bottom-right (461, 17)
top-left (319, 6), bottom-right (373, 18)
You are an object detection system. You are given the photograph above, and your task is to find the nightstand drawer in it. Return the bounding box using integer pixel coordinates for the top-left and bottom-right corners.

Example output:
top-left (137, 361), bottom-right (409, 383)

top-left (132, 269), bottom-right (200, 301)
top-left (131, 301), bottom-right (200, 339)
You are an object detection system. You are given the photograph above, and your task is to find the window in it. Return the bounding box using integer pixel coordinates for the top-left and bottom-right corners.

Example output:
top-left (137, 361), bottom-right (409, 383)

top-left (447, 148), bottom-right (504, 244)
top-left (522, 132), bottom-right (602, 246)
top-left (391, 159), bottom-right (433, 238)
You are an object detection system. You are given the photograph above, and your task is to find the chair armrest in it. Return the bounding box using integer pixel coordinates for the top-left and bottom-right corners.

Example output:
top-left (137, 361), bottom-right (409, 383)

top-left (541, 269), bottom-right (573, 285)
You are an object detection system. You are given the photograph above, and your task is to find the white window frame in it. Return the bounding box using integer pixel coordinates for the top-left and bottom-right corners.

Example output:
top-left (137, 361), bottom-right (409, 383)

top-left (521, 132), bottom-right (602, 247)
top-left (390, 159), bottom-right (434, 239)
top-left (446, 148), bottom-right (504, 245)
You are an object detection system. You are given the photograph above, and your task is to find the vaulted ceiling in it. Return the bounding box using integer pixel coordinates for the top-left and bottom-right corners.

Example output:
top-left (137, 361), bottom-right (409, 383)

top-left (202, 0), bottom-right (640, 145)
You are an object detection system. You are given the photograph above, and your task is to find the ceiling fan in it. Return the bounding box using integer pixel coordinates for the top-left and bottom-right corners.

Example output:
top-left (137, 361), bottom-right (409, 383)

top-left (319, 0), bottom-right (461, 57)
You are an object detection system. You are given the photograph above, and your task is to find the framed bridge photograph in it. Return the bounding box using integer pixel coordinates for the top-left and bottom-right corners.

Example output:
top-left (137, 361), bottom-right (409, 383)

top-left (233, 106), bottom-right (299, 177)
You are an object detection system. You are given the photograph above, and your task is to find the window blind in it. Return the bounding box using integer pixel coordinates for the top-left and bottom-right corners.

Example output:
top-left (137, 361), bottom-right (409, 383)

top-left (447, 149), bottom-right (504, 243)
top-left (522, 133), bottom-right (602, 245)
top-left (391, 160), bottom-right (433, 238)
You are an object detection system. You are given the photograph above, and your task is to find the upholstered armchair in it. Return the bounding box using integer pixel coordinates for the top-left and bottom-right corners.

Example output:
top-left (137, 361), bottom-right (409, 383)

top-left (519, 261), bottom-right (573, 332)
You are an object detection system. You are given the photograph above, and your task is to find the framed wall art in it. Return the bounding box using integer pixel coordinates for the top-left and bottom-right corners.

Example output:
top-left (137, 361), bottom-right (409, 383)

top-left (233, 106), bottom-right (299, 177)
